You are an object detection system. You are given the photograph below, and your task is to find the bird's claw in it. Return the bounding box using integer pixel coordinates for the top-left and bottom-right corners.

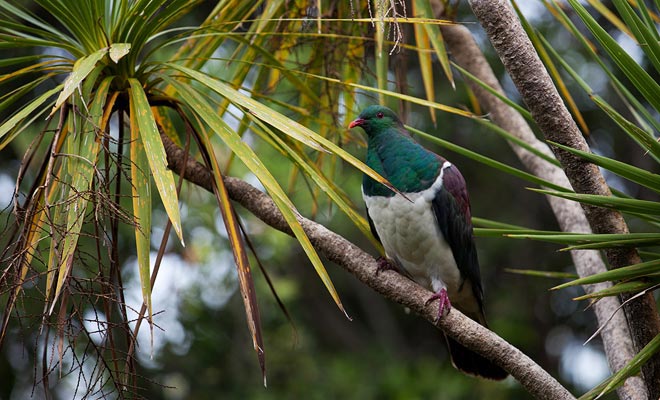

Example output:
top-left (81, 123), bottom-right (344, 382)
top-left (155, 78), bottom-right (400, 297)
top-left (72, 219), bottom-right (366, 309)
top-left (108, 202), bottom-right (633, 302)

top-left (375, 256), bottom-right (395, 275)
top-left (425, 288), bottom-right (452, 320)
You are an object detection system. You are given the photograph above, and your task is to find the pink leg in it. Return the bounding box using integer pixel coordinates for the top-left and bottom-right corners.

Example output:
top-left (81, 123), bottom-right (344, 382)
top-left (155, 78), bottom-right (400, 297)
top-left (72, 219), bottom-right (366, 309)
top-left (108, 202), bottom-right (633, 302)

top-left (425, 288), bottom-right (452, 319)
top-left (375, 256), bottom-right (396, 275)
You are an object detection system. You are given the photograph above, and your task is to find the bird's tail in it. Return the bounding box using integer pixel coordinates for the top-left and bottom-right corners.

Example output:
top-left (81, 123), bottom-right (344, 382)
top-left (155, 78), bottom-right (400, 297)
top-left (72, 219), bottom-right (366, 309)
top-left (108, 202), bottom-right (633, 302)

top-left (444, 335), bottom-right (508, 380)
top-left (444, 310), bottom-right (508, 380)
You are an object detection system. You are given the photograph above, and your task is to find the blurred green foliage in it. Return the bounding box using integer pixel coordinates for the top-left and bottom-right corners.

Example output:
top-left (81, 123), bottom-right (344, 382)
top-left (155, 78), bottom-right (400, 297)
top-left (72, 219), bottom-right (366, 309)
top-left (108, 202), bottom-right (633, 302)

top-left (2, 0), bottom-right (658, 399)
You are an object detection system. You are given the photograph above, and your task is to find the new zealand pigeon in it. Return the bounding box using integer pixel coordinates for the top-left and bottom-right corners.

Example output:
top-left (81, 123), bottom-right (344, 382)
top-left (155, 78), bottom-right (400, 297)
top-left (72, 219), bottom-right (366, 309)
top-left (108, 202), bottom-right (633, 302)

top-left (349, 105), bottom-right (507, 380)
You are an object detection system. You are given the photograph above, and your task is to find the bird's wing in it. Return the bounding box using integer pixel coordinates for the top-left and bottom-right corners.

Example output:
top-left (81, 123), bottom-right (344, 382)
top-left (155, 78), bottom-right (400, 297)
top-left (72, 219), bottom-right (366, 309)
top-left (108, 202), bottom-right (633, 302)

top-left (366, 208), bottom-right (381, 243)
top-left (431, 164), bottom-right (485, 307)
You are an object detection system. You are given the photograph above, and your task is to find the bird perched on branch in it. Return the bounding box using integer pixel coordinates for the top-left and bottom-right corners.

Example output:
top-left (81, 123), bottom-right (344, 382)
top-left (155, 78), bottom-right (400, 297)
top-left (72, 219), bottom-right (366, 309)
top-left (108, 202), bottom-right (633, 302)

top-left (349, 105), bottom-right (507, 380)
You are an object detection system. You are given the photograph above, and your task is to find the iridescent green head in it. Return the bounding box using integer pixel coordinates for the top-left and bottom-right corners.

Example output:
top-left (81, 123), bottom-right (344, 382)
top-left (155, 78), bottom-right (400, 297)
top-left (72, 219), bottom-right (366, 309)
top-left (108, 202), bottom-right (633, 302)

top-left (348, 105), bottom-right (404, 136)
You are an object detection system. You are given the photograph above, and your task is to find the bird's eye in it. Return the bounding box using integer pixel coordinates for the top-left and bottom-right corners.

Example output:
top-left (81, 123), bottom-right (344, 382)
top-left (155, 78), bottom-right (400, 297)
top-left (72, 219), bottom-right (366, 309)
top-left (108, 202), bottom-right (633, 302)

top-left (376, 112), bottom-right (384, 118)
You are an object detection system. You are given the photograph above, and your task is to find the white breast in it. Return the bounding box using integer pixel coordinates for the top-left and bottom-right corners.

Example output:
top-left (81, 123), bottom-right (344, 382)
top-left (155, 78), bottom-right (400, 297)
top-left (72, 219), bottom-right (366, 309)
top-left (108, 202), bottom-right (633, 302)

top-left (363, 163), bottom-right (462, 298)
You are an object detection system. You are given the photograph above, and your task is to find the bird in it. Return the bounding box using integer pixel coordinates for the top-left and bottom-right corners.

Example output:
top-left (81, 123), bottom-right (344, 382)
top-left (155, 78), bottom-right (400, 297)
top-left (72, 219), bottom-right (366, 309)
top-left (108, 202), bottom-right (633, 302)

top-left (349, 105), bottom-right (508, 380)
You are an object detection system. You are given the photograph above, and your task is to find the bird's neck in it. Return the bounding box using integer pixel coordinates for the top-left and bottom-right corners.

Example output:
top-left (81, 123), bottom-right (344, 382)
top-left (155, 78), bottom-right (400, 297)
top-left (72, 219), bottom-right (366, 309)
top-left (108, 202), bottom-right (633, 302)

top-left (362, 129), bottom-right (441, 197)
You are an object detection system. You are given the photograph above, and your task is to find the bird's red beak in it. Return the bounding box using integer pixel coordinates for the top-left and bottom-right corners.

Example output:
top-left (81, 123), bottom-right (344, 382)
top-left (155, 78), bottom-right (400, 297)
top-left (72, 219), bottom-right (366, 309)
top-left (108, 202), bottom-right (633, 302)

top-left (348, 118), bottom-right (365, 129)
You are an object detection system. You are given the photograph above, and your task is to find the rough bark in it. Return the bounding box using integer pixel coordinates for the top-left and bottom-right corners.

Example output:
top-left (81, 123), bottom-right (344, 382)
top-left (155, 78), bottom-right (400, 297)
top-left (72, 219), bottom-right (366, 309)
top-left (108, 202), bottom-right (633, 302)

top-left (161, 131), bottom-right (575, 400)
top-left (434, 16), bottom-right (644, 400)
top-left (468, 1), bottom-right (660, 398)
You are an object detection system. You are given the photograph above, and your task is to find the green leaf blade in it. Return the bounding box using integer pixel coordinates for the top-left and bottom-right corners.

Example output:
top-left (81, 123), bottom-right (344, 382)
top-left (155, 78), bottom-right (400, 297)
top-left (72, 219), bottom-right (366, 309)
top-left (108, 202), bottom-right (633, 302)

top-left (567, 0), bottom-right (660, 112)
top-left (166, 64), bottom-right (324, 151)
top-left (50, 47), bottom-right (108, 116)
top-left (128, 78), bottom-right (184, 245)
top-left (166, 63), bottom-right (401, 198)
top-left (531, 188), bottom-right (660, 215)
top-left (548, 141), bottom-right (660, 194)
top-left (195, 119), bottom-right (267, 384)
top-left (0, 85), bottom-right (62, 142)
top-left (163, 76), bottom-right (348, 317)
top-left (49, 76), bottom-right (110, 314)
top-left (129, 101), bottom-right (153, 325)
top-left (553, 258), bottom-right (660, 290)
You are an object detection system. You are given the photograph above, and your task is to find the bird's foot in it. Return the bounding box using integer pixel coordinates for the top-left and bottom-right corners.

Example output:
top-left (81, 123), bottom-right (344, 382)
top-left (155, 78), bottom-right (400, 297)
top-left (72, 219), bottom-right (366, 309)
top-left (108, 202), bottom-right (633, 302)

top-left (425, 288), bottom-right (452, 320)
top-left (375, 256), bottom-right (396, 275)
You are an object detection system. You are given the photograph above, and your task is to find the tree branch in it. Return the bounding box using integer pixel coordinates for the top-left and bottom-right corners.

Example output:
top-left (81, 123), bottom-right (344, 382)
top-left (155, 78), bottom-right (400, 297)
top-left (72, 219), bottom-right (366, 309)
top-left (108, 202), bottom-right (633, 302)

top-left (433, 10), bottom-right (644, 399)
top-left (160, 131), bottom-right (574, 399)
top-left (468, 1), bottom-right (660, 397)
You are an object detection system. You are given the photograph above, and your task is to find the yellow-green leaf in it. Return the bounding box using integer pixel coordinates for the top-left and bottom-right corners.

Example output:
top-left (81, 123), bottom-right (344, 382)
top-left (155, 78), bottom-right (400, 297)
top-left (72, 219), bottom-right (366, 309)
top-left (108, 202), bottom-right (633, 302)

top-left (109, 43), bottom-right (131, 63)
top-left (513, 0), bottom-right (589, 134)
top-left (414, 0), bottom-right (454, 89)
top-left (552, 258), bottom-right (660, 290)
top-left (129, 95), bottom-right (153, 329)
top-left (247, 112), bottom-right (377, 247)
top-left (573, 280), bottom-right (654, 301)
top-left (0, 85), bottom-right (62, 141)
top-left (128, 78), bottom-right (184, 245)
top-left (164, 76), bottom-right (348, 317)
top-left (44, 143), bottom-right (67, 311)
top-left (48, 77), bottom-right (110, 314)
top-left (307, 71), bottom-right (475, 118)
top-left (195, 118), bottom-right (266, 384)
top-left (586, 0), bottom-right (631, 37)
top-left (50, 47), bottom-right (108, 117)
top-left (375, 0), bottom-right (388, 104)
top-left (412, 0), bottom-right (436, 124)
top-left (165, 64), bottom-right (400, 196)
top-left (504, 268), bottom-right (578, 279)
top-left (169, 65), bottom-right (324, 151)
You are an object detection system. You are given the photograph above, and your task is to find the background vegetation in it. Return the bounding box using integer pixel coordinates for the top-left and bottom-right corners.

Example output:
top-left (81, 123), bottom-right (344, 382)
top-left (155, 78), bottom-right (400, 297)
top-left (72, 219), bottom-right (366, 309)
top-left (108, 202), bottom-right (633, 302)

top-left (1, 0), bottom-right (659, 399)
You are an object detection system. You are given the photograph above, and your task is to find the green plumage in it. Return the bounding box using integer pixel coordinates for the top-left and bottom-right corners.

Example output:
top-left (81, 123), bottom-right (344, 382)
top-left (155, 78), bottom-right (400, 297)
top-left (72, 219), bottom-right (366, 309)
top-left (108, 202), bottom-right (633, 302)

top-left (358, 106), bottom-right (441, 197)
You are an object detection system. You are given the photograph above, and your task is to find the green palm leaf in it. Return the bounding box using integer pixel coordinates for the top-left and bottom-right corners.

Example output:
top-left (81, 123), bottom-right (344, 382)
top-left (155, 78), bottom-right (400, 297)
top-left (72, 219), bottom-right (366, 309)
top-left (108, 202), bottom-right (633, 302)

top-left (579, 332), bottom-right (660, 400)
top-left (553, 258), bottom-right (660, 290)
top-left (128, 78), bottom-right (184, 244)
top-left (537, 32), bottom-right (660, 161)
top-left (162, 75), bottom-right (349, 316)
top-left (129, 89), bottom-right (154, 333)
top-left (48, 75), bottom-right (109, 314)
top-left (567, 0), bottom-right (660, 112)
top-left (0, 85), bottom-right (62, 142)
top-left (412, 0), bottom-right (436, 124)
top-left (50, 47), bottom-right (107, 116)
top-left (166, 64), bottom-right (399, 195)
top-left (549, 141), bottom-right (660, 194)
top-left (530, 188), bottom-right (660, 215)
top-left (612, 0), bottom-right (660, 74)
top-left (194, 116), bottom-right (267, 385)
top-left (573, 280), bottom-right (656, 301)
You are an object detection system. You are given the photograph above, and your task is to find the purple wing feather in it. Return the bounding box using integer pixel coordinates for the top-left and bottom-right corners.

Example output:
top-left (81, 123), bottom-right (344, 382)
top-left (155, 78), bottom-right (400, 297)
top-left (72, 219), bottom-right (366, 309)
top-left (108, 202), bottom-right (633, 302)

top-left (433, 162), bottom-right (509, 380)
top-left (441, 164), bottom-right (472, 222)
top-left (431, 162), bottom-right (484, 307)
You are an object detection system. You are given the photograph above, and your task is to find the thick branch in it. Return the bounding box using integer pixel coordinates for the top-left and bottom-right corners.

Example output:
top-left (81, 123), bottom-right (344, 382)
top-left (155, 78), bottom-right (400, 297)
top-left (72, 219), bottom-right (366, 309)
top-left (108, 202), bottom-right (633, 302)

top-left (468, 1), bottom-right (660, 397)
top-left (161, 132), bottom-right (574, 399)
top-left (436, 16), bottom-right (644, 400)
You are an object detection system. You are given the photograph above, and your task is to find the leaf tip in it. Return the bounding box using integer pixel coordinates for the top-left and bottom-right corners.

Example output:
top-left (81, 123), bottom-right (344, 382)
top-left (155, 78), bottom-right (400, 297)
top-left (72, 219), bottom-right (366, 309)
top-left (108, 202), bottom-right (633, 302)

top-left (342, 307), bottom-right (353, 322)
